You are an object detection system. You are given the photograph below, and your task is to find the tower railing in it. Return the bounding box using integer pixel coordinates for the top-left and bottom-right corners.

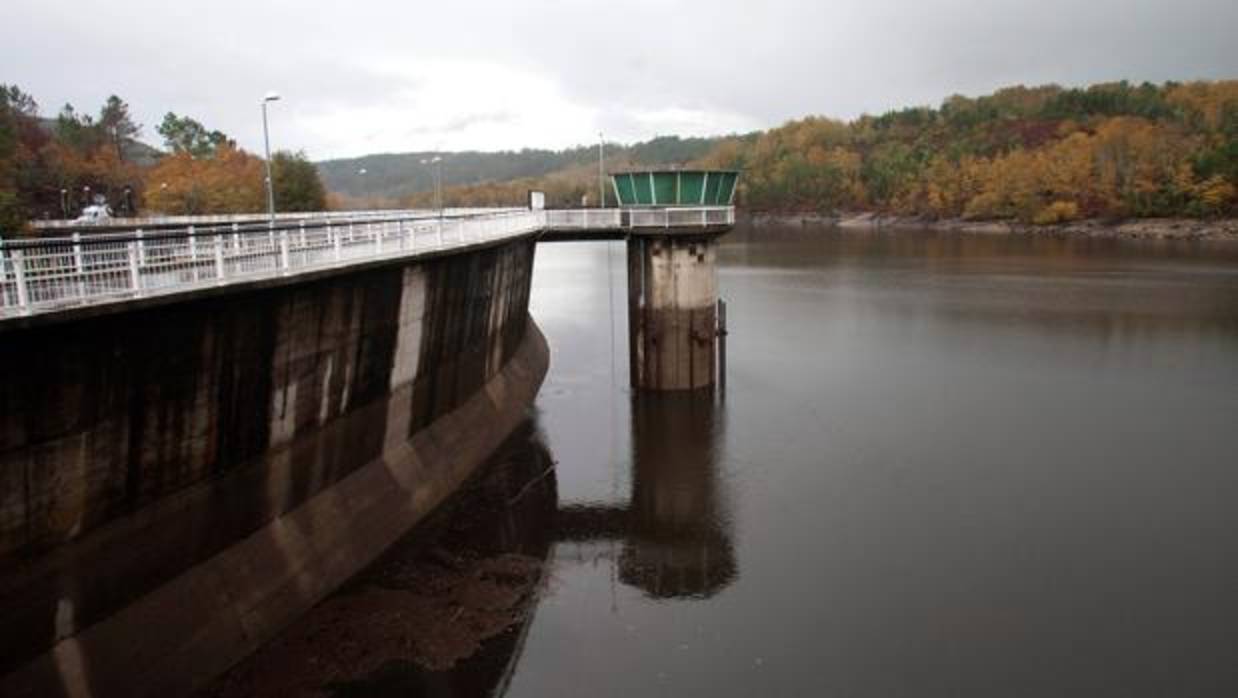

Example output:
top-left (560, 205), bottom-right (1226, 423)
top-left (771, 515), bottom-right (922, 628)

top-left (543, 205), bottom-right (733, 230)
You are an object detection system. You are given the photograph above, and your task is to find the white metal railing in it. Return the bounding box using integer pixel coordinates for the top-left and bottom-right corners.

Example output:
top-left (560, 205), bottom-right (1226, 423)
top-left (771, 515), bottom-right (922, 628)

top-left (543, 205), bottom-right (733, 230)
top-left (29, 207), bottom-right (521, 231)
top-left (543, 208), bottom-right (623, 229)
top-left (628, 206), bottom-right (735, 229)
top-left (1, 210), bottom-right (543, 319)
top-left (1, 206), bottom-right (736, 320)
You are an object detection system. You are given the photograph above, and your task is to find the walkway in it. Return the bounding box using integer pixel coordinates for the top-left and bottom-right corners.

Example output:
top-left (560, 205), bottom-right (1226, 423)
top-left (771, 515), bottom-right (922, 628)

top-left (0, 206), bottom-right (733, 320)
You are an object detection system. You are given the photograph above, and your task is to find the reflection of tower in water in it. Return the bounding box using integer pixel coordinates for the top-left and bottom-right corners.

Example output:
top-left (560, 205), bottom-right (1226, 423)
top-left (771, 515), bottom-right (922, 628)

top-left (619, 391), bottom-right (736, 598)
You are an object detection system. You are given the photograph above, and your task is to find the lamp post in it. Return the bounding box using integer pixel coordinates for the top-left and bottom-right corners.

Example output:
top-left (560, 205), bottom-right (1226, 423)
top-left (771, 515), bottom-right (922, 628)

top-left (434, 156), bottom-right (443, 216)
top-left (598, 132), bottom-right (605, 208)
top-left (261, 92), bottom-right (281, 222)
top-left (420, 156), bottom-right (443, 217)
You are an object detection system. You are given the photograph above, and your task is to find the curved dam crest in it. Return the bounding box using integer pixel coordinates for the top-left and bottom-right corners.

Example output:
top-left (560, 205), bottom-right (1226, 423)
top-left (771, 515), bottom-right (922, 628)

top-left (0, 233), bottom-right (548, 697)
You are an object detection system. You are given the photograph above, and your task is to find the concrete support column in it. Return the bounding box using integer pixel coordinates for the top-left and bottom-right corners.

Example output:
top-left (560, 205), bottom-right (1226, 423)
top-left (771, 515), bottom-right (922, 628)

top-left (627, 233), bottom-right (720, 391)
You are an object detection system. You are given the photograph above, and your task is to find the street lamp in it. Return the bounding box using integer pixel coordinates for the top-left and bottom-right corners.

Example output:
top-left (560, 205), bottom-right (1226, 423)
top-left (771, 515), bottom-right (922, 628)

top-left (261, 92), bottom-right (281, 221)
top-left (420, 156), bottom-right (443, 216)
top-left (598, 132), bottom-right (605, 209)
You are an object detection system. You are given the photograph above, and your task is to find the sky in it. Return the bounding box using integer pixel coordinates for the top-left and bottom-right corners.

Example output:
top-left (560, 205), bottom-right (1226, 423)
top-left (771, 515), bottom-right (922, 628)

top-left (7, 0), bottom-right (1237, 160)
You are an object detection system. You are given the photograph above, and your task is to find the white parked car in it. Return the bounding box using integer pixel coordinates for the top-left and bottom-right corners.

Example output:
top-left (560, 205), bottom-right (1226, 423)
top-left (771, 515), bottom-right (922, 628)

top-left (73, 204), bottom-right (114, 223)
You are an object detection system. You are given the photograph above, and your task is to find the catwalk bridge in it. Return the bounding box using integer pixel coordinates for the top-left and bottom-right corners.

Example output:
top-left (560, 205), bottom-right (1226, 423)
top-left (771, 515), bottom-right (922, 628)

top-left (0, 205), bottom-right (733, 321)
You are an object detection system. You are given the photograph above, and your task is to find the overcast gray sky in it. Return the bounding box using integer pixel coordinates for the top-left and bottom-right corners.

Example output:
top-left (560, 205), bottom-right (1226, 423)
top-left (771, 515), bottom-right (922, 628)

top-left (7, 0), bottom-right (1237, 159)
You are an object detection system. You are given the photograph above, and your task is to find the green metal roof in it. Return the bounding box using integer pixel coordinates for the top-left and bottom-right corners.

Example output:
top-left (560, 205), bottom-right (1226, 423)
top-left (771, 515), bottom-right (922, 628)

top-left (610, 170), bottom-right (739, 207)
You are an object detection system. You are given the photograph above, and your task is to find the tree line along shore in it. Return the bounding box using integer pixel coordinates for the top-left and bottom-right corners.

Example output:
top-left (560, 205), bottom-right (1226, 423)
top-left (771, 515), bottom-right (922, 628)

top-left (4, 80), bottom-right (1236, 237)
top-left (0, 87), bottom-right (326, 232)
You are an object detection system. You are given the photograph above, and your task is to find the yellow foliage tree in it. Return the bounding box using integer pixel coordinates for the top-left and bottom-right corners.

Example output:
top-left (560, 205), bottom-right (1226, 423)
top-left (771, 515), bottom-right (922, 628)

top-left (144, 143), bottom-right (264, 215)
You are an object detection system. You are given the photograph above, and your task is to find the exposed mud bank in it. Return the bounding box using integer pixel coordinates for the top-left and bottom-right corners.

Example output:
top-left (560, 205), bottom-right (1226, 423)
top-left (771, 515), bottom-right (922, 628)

top-left (205, 420), bottom-right (558, 697)
top-left (749, 211), bottom-right (1238, 241)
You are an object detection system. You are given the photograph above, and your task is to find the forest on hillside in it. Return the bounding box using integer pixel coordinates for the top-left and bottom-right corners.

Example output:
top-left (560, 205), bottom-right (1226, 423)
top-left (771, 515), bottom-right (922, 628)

top-left (5, 80), bottom-right (1236, 229)
top-left (318, 135), bottom-right (724, 205)
top-left (698, 80), bottom-right (1237, 222)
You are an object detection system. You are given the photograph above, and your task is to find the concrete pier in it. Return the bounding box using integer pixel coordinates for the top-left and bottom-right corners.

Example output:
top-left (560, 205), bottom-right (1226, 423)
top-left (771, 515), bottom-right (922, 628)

top-left (627, 233), bottom-right (724, 391)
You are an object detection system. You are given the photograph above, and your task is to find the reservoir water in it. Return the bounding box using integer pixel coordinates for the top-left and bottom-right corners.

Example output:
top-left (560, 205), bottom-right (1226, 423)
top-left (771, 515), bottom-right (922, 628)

top-left (215, 223), bottom-right (1238, 697)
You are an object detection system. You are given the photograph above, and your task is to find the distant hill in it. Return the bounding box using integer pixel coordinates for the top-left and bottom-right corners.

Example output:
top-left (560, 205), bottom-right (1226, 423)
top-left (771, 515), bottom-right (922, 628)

top-left (119, 138), bottom-right (163, 167)
top-left (316, 135), bottom-right (732, 200)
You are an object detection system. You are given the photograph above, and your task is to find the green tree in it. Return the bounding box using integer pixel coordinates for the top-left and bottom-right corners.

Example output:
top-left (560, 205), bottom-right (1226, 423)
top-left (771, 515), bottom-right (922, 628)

top-left (272, 150), bottom-right (327, 212)
top-left (98, 95), bottom-right (141, 160)
top-left (156, 112), bottom-right (230, 157)
top-left (54, 104), bottom-right (103, 153)
top-left (0, 85), bottom-right (42, 231)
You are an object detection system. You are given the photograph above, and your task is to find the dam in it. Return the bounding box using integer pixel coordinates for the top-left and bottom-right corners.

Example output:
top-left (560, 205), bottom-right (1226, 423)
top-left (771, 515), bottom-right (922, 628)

top-left (0, 172), bottom-right (736, 696)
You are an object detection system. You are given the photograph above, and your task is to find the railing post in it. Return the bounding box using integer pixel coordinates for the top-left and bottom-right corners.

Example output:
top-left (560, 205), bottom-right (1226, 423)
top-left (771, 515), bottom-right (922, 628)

top-left (332, 222), bottom-right (342, 262)
top-left (214, 233), bottom-right (225, 282)
top-left (0, 236), bottom-right (8, 308)
top-left (279, 226), bottom-right (290, 272)
top-left (397, 219), bottom-right (406, 250)
top-left (232, 222), bottom-right (240, 251)
top-left (71, 232), bottom-right (84, 274)
top-left (136, 228), bottom-right (146, 264)
top-left (127, 241), bottom-right (141, 294)
top-left (69, 232), bottom-right (87, 299)
top-left (701, 209), bottom-right (707, 227)
top-left (348, 222), bottom-right (355, 243)
top-left (11, 249), bottom-right (31, 315)
top-left (188, 225), bottom-right (198, 261)
top-left (299, 221), bottom-right (306, 248)
top-left (375, 222), bottom-right (383, 255)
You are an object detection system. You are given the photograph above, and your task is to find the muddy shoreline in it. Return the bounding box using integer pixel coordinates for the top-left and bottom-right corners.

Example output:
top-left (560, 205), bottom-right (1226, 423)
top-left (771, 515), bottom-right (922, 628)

top-left (748, 211), bottom-right (1238, 241)
top-left (204, 421), bottom-right (558, 697)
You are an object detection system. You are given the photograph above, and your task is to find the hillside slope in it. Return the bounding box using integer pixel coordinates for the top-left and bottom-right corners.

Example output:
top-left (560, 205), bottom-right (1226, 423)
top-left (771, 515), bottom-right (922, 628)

top-left (317, 135), bottom-right (727, 200)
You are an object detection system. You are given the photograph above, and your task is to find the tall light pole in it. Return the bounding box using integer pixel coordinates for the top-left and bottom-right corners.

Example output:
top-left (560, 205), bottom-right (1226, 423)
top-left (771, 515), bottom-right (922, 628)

top-left (598, 132), bottom-right (605, 208)
top-left (261, 92), bottom-right (281, 221)
top-left (422, 156), bottom-right (443, 216)
top-left (434, 156), bottom-right (443, 216)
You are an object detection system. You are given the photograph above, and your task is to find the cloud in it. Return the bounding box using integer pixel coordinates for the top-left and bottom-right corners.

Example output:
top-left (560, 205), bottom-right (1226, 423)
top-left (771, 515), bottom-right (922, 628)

top-left (6, 0), bottom-right (1237, 158)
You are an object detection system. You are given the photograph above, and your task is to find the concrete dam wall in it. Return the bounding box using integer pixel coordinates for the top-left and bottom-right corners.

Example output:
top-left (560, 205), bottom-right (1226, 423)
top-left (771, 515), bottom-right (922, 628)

top-left (0, 234), bottom-right (549, 697)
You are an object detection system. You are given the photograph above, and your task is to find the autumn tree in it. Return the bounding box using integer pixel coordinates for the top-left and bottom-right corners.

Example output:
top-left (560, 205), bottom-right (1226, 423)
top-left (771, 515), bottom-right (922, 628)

top-left (695, 79), bottom-right (1238, 220)
top-left (144, 142), bottom-right (264, 215)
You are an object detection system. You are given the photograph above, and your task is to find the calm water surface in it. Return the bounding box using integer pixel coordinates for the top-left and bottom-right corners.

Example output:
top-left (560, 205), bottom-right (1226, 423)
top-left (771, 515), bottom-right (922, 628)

top-left (220, 223), bottom-right (1238, 697)
top-left (511, 224), bottom-right (1238, 697)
